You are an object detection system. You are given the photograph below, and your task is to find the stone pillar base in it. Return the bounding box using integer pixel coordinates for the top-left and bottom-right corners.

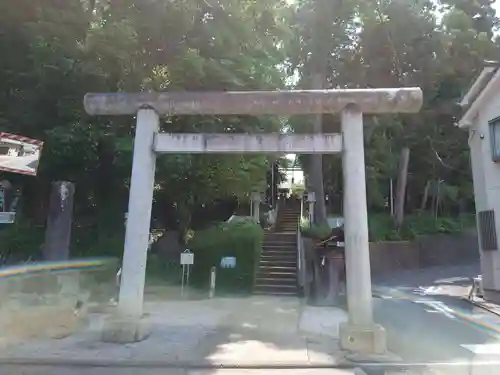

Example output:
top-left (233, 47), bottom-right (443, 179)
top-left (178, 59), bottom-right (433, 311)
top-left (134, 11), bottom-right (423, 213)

top-left (101, 316), bottom-right (151, 343)
top-left (340, 322), bottom-right (386, 355)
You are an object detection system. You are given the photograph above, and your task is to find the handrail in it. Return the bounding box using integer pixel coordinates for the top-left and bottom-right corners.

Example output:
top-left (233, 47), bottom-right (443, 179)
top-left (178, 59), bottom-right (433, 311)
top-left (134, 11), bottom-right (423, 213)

top-left (300, 195), bottom-right (304, 220)
top-left (297, 196), bottom-right (307, 293)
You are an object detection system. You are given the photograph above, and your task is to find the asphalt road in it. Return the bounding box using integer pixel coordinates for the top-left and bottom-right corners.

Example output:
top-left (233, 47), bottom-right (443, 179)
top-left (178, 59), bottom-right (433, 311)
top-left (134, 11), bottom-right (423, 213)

top-left (373, 263), bottom-right (500, 374)
top-left (0, 154), bottom-right (39, 173)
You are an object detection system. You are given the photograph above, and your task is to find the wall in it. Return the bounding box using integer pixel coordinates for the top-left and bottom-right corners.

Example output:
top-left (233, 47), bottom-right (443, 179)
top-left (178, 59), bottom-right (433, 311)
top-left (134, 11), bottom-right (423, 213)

top-left (469, 83), bottom-right (500, 294)
top-left (369, 232), bottom-right (480, 277)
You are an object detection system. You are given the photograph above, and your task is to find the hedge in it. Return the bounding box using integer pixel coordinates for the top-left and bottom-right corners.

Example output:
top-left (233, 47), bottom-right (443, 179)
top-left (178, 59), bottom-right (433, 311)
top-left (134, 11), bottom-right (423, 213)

top-left (299, 217), bottom-right (332, 240)
top-left (187, 219), bottom-right (263, 293)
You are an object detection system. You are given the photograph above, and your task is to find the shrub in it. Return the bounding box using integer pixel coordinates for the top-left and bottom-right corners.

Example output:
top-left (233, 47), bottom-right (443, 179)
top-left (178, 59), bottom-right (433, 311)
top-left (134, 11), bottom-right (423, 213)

top-left (187, 220), bottom-right (263, 293)
top-left (146, 253), bottom-right (183, 283)
top-left (368, 213), bottom-right (476, 242)
top-left (300, 217), bottom-right (332, 239)
top-left (0, 220), bottom-right (45, 263)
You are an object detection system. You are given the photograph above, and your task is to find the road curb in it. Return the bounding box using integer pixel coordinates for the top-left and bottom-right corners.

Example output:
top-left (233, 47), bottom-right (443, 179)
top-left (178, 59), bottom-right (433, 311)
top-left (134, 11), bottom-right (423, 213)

top-left (462, 297), bottom-right (500, 317)
top-left (0, 357), bottom-right (364, 369)
top-left (0, 357), bottom-right (452, 374)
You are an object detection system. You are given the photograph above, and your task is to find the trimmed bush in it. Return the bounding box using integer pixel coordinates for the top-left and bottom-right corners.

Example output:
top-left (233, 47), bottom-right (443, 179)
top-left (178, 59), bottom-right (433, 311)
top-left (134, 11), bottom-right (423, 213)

top-left (299, 217), bottom-right (332, 240)
top-left (0, 220), bottom-right (44, 263)
top-left (368, 213), bottom-right (477, 242)
top-left (187, 220), bottom-right (263, 293)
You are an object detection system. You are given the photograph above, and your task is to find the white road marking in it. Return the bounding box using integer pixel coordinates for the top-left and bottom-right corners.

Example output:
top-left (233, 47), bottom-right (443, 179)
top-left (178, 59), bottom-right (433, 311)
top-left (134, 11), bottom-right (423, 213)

top-left (414, 286), bottom-right (442, 295)
top-left (461, 344), bottom-right (500, 354)
top-left (377, 294), bottom-right (393, 299)
top-left (415, 300), bottom-right (456, 319)
top-left (435, 276), bottom-right (470, 284)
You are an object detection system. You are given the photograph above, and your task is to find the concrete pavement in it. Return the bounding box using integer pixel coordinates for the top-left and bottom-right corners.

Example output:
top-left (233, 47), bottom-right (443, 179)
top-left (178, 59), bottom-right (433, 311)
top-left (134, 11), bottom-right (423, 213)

top-left (4, 264), bottom-right (493, 375)
top-left (0, 368), bottom-right (365, 375)
top-left (0, 296), bottom-right (363, 375)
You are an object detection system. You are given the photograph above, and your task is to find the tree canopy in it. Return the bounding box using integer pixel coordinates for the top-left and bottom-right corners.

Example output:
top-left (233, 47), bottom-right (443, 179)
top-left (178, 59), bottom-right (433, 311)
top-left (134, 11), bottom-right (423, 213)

top-left (0, 0), bottom-right (497, 256)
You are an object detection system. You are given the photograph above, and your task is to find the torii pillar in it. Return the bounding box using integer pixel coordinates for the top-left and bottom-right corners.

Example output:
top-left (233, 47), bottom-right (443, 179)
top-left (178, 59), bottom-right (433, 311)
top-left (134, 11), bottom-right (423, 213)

top-left (84, 89), bottom-right (422, 354)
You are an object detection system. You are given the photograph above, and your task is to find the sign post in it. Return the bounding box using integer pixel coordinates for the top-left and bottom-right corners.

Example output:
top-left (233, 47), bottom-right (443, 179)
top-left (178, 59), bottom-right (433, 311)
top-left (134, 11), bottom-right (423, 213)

top-left (180, 249), bottom-right (194, 297)
top-left (209, 266), bottom-right (217, 299)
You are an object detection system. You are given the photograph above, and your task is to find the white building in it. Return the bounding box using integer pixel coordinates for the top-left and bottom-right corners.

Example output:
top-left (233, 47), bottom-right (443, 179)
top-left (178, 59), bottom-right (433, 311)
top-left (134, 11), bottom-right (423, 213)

top-left (459, 61), bottom-right (500, 303)
top-left (278, 154), bottom-right (304, 190)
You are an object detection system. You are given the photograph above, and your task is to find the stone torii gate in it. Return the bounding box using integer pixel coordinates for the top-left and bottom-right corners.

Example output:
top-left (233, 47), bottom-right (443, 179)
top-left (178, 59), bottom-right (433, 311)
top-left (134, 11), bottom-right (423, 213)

top-left (84, 88), bottom-right (422, 353)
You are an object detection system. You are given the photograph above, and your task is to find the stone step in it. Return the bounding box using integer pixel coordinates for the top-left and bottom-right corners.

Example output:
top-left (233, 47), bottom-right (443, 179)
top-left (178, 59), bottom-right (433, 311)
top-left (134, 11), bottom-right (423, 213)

top-left (256, 270), bottom-right (296, 277)
top-left (253, 283), bottom-right (297, 295)
top-left (261, 258), bottom-right (295, 264)
top-left (254, 219), bottom-right (298, 296)
top-left (254, 280), bottom-right (297, 288)
top-left (253, 289), bottom-right (297, 296)
top-left (262, 244), bottom-right (296, 250)
top-left (262, 248), bottom-right (295, 254)
top-left (264, 237), bottom-right (295, 241)
top-left (255, 281), bottom-right (296, 290)
top-left (259, 260), bottom-right (296, 267)
top-left (263, 238), bottom-right (296, 243)
top-left (255, 275), bottom-right (296, 283)
top-left (261, 252), bottom-right (295, 258)
top-left (260, 252), bottom-right (296, 258)
top-left (260, 254), bottom-right (297, 264)
top-left (258, 265), bottom-right (296, 271)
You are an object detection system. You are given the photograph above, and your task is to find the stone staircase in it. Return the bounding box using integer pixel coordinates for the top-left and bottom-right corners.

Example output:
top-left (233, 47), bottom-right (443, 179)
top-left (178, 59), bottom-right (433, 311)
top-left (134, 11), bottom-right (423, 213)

top-left (254, 201), bottom-right (301, 296)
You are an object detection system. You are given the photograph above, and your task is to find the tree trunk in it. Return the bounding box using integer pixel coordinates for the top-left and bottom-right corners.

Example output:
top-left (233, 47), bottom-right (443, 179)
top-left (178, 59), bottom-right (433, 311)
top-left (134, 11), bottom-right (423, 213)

top-left (394, 148), bottom-right (410, 229)
top-left (420, 180), bottom-right (430, 211)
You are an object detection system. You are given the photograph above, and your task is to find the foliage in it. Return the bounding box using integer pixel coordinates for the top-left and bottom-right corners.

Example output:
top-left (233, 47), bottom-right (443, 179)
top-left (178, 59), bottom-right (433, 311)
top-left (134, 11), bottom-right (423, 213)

top-left (0, 0), bottom-right (294, 254)
top-left (0, 221), bottom-right (45, 264)
top-left (300, 217), bottom-right (332, 239)
top-left (291, 183), bottom-right (306, 198)
top-left (146, 253), bottom-right (184, 284)
top-left (369, 213), bottom-right (477, 242)
top-left (287, 0), bottom-right (498, 221)
top-left (187, 220), bottom-right (263, 293)
top-left (0, 0), bottom-right (497, 259)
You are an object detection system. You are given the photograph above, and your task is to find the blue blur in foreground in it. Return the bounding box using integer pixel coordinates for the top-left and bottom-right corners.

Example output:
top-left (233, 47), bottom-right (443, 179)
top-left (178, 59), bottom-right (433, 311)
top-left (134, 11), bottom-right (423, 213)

top-left (0, 257), bottom-right (117, 282)
top-left (220, 256), bottom-right (236, 269)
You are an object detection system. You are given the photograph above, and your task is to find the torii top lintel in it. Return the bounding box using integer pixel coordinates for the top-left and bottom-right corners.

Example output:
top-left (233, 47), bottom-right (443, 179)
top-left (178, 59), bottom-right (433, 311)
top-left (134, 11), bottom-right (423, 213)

top-left (84, 88), bottom-right (422, 116)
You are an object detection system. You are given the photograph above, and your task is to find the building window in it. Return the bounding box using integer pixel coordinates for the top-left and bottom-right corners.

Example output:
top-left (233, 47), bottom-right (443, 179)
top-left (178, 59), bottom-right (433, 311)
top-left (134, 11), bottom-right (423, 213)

top-left (478, 210), bottom-right (498, 251)
top-left (489, 117), bottom-right (500, 162)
